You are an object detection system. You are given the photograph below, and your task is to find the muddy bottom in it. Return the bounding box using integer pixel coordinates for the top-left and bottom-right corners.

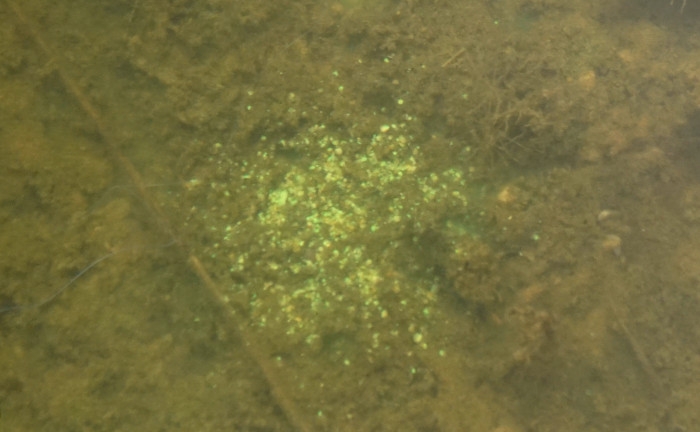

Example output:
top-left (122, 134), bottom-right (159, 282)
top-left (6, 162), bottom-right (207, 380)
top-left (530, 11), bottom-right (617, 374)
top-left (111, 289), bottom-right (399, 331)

top-left (1, 0), bottom-right (700, 431)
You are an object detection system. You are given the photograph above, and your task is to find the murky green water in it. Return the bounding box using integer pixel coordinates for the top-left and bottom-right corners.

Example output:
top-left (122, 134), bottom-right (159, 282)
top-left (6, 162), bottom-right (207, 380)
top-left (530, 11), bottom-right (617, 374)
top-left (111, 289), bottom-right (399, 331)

top-left (2, 0), bottom-right (700, 430)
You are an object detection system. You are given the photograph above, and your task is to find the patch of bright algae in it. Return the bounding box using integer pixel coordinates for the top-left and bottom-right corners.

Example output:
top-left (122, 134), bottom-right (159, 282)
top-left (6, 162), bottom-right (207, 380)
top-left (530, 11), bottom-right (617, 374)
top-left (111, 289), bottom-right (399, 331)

top-left (183, 116), bottom-right (477, 354)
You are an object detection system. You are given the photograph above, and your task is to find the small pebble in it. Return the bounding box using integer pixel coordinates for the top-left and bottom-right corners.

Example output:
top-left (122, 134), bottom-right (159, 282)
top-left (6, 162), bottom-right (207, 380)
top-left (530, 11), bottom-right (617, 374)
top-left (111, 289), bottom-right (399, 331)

top-left (602, 234), bottom-right (622, 256)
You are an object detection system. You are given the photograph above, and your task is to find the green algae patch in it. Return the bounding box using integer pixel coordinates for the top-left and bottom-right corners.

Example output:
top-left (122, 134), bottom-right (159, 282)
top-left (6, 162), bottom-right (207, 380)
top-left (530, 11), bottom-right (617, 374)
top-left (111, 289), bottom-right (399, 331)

top-left (181, 117), bottom-right (478, 354)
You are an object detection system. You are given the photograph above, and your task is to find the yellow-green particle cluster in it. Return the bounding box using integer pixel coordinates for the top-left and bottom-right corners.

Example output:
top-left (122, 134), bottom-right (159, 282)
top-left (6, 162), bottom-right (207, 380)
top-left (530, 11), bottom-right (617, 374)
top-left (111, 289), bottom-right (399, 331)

top-left (188, 117), bottom-right (473, 353)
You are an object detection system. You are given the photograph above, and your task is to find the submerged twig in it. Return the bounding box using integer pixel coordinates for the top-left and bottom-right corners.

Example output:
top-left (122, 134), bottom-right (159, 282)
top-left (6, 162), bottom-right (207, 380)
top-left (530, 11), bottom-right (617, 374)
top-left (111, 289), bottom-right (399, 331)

top-left (608, 301), bottom-right (663, 393)
top-left (670, 0), bottom-right (687, 13)
top-left (442, 47), bottom-right (466, 68)
top-left (6, 2), bottom-right (313, 430)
